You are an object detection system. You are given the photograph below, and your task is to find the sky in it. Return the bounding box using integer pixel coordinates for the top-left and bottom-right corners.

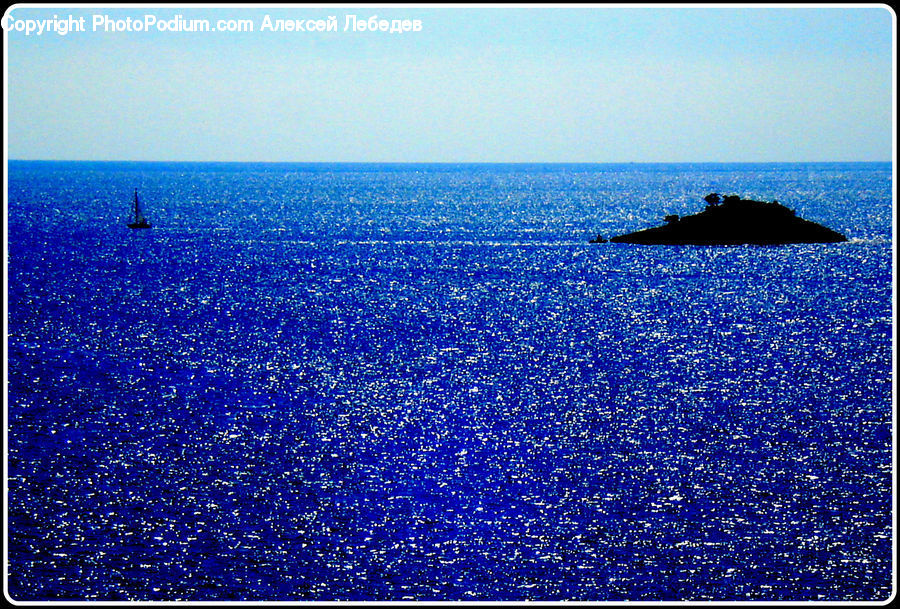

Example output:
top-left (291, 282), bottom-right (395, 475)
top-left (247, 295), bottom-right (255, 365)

top-left (2, 4), bottom-right (895, 162)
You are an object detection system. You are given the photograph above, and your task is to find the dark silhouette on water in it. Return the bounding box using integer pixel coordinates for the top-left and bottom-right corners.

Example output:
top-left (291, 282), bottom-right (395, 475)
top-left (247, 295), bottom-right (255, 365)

top-left (604, 194), bottom-right (847, 245)
top-left (128, 189), bottom-right (152, 229)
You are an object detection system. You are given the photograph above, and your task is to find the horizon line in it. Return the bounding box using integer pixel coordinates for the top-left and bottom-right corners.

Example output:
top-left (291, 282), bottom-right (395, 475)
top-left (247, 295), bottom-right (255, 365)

top-left (7, 159), bottom-right (894, 165)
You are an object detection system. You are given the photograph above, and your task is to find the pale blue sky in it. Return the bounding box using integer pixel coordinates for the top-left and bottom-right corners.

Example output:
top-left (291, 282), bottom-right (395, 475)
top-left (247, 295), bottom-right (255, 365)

top-left (3, 4), bottom-right (895, 162)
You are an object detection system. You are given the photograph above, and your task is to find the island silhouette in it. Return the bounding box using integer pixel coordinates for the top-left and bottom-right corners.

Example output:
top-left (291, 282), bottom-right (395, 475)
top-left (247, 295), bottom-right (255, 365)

top-left (593, 193), bottom-right (848, 245)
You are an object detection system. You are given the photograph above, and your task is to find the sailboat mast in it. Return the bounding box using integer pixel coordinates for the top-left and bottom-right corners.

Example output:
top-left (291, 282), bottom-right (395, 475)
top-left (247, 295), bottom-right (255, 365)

top-left (127, 188), bottom-right (151, 229)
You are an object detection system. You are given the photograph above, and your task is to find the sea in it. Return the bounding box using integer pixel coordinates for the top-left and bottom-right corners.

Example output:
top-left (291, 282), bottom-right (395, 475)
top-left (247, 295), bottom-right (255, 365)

top-left (5, 161), bottom-right (895, 602)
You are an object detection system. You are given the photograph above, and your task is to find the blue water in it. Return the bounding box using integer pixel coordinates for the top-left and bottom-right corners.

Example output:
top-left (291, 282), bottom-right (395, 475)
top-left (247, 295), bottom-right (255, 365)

top-left (6, 161), bottom-right (894, 601)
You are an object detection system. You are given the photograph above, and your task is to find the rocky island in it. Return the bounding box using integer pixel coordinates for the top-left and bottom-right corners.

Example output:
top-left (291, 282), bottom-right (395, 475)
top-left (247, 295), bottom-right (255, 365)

top-left (600, 193), bottom-right (847, 245)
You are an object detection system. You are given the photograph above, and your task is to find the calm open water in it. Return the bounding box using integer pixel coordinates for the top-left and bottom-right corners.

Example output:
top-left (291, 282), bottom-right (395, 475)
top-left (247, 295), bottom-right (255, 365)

top-left (5, 162), bottom-right (894, 601)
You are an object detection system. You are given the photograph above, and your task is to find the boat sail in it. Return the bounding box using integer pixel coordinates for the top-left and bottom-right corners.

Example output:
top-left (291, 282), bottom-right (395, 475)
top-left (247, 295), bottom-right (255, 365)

top-left (128, 189), bottom-right (152, 229)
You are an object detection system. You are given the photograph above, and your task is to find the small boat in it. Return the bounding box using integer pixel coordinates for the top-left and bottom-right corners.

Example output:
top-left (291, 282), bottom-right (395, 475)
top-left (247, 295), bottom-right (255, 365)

top-left (127, 189), bottom-right (152, 229)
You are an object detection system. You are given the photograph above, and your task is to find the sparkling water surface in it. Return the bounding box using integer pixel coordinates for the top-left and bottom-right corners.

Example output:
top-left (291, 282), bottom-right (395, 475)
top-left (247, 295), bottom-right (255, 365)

top-left (6, 162), bottom-right (894, 601)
